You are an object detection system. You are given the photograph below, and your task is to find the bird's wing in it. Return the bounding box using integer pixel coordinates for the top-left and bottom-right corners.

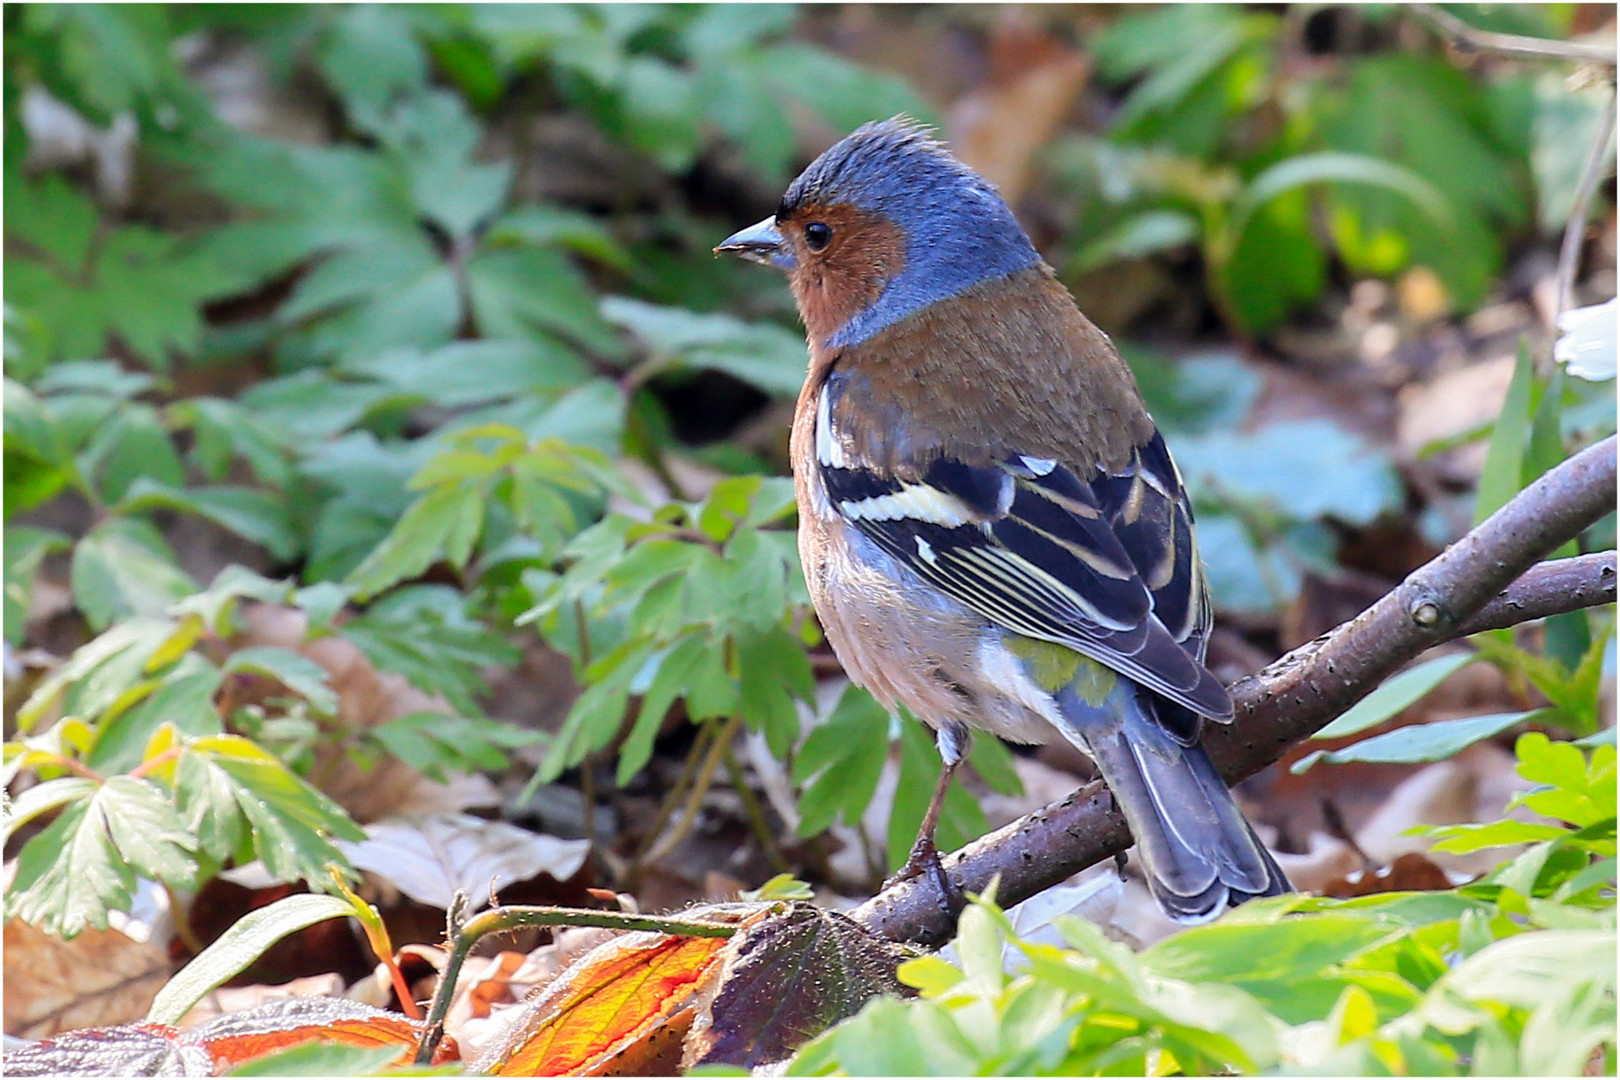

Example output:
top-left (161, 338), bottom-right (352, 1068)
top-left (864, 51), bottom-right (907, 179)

top-left (816, 376), bottom-right (1229, 723)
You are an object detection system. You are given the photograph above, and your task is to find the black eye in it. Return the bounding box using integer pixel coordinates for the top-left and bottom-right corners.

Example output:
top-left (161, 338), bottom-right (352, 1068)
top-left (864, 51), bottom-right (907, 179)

top-left (803, 222), bottom-right (833, 251)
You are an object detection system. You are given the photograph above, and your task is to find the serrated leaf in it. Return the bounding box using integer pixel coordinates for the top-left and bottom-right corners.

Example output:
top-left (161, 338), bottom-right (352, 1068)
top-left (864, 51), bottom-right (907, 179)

top-left (344, 482), bottom-right (485, 599)
top-left (70, 518), bottom-right (196, 632)
top-left (224, 647), bottom-right (339, 716)
top-left (7, 777), bottom-right (197, 939)
top-left (794, 686), bottom-right (889, 838)
top-left (116, 480), bottom-right (301, 562)
top-left (179, 735), bottom-right (363, 886)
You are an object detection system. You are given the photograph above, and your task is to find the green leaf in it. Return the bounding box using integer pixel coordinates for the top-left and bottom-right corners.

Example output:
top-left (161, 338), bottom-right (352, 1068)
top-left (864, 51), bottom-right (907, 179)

top-left (7, 777), bottom-right (197, 939)
top-left (1069, 209), bottom-right (1199, 275)
top-left (370, 711), bottom-right (544, 782)
top-left (1312, 653), bottom-right (1478, 741)
top-left (70, 518), bottom-right (196, 632)
top-left (1144, 912), bottom-right (1396, 1024)
top-left (736, 626), bottom-right (814, 759)
top-left (223, 647), bottom-right (339, 717)
top-left (318, 4), bottom-right (428, 122)
top-left (340, 584), bottom-right (518, 714)
top-left (1230, 152), bottom-right (1451, 243)
top-left (1475, 341), bottom-right (1537, 524)
top-left (15, 616), bottom-right (175, 731)
top-left (620, 56), bottom-right (702, 172)
top-left (467, 245), bottom-right (621, 357)
top-left (1295, 710), bottom-right (1540, 773)
top-left (344, 482), bottom-right (485, 599)
top-left (90, 660), bottom-right (223, 773)
top-left (1, 776), bottom-right (97, 842)
top-left (4, 525), bottom-right (71, 647)
top-left (488, 204), bottom-right (632, 270)
top-left (116, 481), bottom-right (301, 562)
top-left (78, 402), bottom-right (187, 505)
top-left (178, 735), bottom-right (364, 885)
top-left (794, 686), bottom-right (890, 839)
top-left (601, 296), bottom-right (809, 397)
top-left (225, 1043), bottom-right (403, 1078)
top-left (146, 893), bottom-right (356, 1025)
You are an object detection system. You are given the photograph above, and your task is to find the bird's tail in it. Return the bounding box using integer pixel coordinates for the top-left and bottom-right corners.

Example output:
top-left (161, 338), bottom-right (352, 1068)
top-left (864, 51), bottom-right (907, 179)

top-left (1055, 679), bottom-right (1289, 923)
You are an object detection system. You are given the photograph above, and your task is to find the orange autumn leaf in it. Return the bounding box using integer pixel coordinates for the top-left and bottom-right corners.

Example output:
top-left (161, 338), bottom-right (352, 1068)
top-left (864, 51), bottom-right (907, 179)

top-left (198, 998), bottom-right (459, 1070)
top-left (485, 930), bottom-right (736, 1076)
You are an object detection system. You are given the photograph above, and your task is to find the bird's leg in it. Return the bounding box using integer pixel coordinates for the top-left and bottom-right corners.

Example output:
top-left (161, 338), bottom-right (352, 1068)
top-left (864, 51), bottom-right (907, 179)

top-left (890, 725), bottom-right (968, 916)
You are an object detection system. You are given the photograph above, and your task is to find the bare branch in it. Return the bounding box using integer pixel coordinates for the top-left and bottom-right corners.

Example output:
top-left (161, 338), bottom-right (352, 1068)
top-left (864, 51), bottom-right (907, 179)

top-left (1413, 4), bottom-right (1618, 67)
top-left (1456, 551), bottom-right (1615, 636)
top-left (854, 437), bottom-right (1617, 946)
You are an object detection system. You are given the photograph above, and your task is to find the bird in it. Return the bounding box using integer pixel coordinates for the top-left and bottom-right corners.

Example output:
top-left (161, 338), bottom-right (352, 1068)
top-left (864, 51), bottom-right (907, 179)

top-left (716, 117), bottom-right (1289, 923)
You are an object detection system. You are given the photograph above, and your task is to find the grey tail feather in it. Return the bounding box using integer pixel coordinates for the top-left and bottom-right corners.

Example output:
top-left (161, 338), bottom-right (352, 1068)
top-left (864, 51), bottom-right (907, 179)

top-left (1058, 683), bottom-right (1290, 923)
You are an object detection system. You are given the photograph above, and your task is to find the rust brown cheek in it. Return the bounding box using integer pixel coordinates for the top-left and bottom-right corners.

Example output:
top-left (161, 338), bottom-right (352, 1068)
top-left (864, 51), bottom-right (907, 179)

top-left (788, 205), bottom-right (905, 344)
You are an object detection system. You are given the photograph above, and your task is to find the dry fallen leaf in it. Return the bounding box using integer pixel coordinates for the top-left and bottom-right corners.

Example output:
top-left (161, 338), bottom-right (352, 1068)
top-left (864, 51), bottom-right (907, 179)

top-left (3, 918), bottom-right (171, 1039)
top-left (1, 998), bottom-right (457, 1077)
top-left (948, 10), bottom-right (1089, 204)
top-left (476, 920), bottom-right (745, 1076)
top-left (177, 973), bottom-right (345, 1031)
top-left (338, 812), bottom-right (592, 912)
top-left (682, 904), bottom-right (913, 1070)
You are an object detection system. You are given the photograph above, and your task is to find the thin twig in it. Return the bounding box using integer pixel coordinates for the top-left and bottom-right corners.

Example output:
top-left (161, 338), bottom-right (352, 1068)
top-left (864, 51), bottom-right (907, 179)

top-left (724, 742), bottom-right (790, 875)
top-left (1553, 85), bottom-right (1618, 343)
top-left (853, 437), bottom-right (1617, 946)
top-left (643, 713), bottom-right (742, 865)
top-left (1456, 551), bottom-right (1616, 635)
top-left (1413, 4), bottom-right (1617, 66)
top-left (633, 718), bottom-right (717, 865)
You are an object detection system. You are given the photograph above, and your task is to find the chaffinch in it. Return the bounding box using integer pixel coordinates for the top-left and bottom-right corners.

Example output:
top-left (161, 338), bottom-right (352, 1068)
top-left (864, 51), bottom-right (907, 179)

top-left (718, 117), bottom-right (1289, 922)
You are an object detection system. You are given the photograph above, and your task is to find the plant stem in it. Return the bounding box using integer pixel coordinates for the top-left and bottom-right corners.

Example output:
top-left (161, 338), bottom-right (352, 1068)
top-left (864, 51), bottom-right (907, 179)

top-left (1413, 4), bottom-right (1618, 66)
top-left (642, 713), bottom-right (742, 866)
top-left (724, 742), bottom-right (788, 875)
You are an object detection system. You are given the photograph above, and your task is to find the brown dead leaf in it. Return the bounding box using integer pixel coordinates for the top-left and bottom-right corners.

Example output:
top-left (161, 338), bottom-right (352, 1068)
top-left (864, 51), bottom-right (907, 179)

top-left (1319, 851), bottom-right (1457, 898)
top-left (236, 606), bottom-right (497, 823)
top-left (1396, 354), bottom-right (1515, 478)
top-left (3, 918), bottom-right (170, 1039)
top-left (339, 813), bottom-right (591, 912)
top-left (683, 904), bottom-right (912, 1070)
top-left (948, 11), bottom-right (1089, 204)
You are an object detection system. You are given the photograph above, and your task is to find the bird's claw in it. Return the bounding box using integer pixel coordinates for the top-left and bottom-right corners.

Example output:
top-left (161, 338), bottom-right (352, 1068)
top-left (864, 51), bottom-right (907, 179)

top-left (885, 835), bottom-right (964, 917)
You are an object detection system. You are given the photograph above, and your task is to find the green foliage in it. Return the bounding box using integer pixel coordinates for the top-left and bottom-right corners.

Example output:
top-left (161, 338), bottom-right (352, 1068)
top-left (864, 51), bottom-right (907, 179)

top-left (518, 474), bottom-right (814, 785)
top-left (1058, 4), bottom-right (1596, 332)
top-left (3, 5), bottom-right (1612, 1037)
top-left (793, 738), bottom-right (1617, 1075)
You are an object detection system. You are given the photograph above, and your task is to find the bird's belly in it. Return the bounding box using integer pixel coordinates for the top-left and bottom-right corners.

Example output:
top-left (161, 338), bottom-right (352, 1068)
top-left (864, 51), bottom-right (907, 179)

top-left (800, 509), bottom-right (1061, 747)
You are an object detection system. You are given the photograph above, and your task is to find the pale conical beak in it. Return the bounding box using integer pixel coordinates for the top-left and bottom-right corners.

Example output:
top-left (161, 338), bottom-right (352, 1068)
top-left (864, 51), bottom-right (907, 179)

top-left (715, 217), bottom-right (795, 270)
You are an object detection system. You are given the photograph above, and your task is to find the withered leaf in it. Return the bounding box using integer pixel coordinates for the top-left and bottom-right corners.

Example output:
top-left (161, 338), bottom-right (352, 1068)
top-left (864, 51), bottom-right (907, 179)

top-left (683, 903), bottom-right (913, 1070)
top-left (1, 997), bottom-right (457, 1077)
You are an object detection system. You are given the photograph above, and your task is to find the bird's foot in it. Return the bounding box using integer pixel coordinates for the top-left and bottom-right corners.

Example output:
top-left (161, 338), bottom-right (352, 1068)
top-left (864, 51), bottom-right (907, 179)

top-left (885, 835), bottom-right (964, 917)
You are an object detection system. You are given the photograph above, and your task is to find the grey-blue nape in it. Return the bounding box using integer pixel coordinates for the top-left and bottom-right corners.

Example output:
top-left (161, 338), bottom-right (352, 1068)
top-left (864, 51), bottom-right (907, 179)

top-left (789, 119), bottom-right (1041, 348)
